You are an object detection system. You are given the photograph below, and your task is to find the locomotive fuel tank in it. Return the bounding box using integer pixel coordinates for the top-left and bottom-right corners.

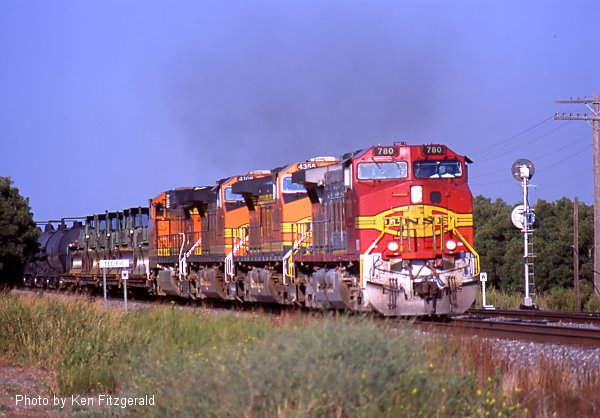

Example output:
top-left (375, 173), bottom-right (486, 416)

top-left (307, 268), bottom-right (359, 310)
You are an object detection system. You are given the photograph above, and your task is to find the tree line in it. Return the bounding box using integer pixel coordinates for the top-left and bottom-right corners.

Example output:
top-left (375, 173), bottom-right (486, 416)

top-left (474, 195), bottom-right (595, 295)
top-left (0, 177), bottom-right (39, 288)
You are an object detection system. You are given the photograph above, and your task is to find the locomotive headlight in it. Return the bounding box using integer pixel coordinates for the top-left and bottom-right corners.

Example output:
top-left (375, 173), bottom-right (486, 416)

top-left (411, 186), bottom-right (423, 203)
top-left (445, 240), bottom-right (457, 251)
top-left (387, 241), bottom-right (399, 252)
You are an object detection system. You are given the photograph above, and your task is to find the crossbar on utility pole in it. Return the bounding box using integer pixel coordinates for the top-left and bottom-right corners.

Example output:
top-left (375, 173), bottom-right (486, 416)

top-left (555, 94), bottom-right (600, 295)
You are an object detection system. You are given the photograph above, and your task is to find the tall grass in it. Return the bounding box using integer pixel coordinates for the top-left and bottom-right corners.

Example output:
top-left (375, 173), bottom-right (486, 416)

top-left (454, 336), bottom-right (600, 417)
top-left (476, 287), bottom-right (524, 309)
top-left (476, 285), bottom-right (600, 312)
top-left (0, 292), bottom-right (127, 393)
top-left (2, 292), bottom-right (599, 416)
top-left (125, 317), bottom-right (523, 417)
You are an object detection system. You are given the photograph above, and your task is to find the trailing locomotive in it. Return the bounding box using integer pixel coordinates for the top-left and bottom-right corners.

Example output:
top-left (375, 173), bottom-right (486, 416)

top-left (24, 143), bottom-right (479, 316)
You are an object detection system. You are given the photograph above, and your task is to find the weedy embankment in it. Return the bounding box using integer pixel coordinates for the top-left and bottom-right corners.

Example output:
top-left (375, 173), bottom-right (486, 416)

top-left (2, 292), bottom-right (597, 417)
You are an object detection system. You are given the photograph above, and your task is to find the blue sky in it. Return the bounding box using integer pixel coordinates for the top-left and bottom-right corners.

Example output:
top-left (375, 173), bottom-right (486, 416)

top-left (1, 1), bottom-right (598, 221)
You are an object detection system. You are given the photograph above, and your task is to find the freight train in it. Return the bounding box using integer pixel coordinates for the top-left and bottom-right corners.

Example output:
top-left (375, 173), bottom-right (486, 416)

top-left (23, 143), bottom-right (480, 316)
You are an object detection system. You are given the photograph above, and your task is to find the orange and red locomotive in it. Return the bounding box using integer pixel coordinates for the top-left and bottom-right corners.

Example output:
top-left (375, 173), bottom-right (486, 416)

top-left (292, 143), bottom-right (479, 315)
top-left (25, 143), bottom-right (479, 316)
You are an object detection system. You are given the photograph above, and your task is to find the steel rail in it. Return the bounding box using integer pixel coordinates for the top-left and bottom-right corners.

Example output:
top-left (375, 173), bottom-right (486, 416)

top-left (416, 317), bottom-right (600, 348)
top-left (465, 308), bottom-right (600, 326)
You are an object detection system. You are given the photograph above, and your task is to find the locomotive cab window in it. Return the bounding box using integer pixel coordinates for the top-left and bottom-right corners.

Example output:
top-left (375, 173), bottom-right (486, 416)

top-left (413, 160), bottom-right (462, 179)
top-left (282, 175), bottom-right (306, 194)
top-left (155, 203), bottom-right (164, 217)
top-left (357, 162), bottom-right (408, 180)
top-left (224, 187), bottom-right (244, 202)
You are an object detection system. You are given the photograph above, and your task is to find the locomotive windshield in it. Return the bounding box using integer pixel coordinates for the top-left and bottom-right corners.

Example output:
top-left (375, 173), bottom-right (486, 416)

top-left (357, 162), bottom-right (408, 180)
top-left (224, 187), bottom-right (244, 202)
top-left (282, 175), bottom-right (306, 194)
top-left (413, 160), bottom-right (462, 179)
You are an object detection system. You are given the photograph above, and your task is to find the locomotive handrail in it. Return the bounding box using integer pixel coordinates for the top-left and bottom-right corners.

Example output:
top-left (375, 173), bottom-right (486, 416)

top-left (185, 237), bottom-right (202, 258)
top-left (225, 231), bottom-right (248, 280)
top-left (448, 225), bottom-right (480, 276)
top-left (365, 229), bottom-right (387, 255)
top-left (283, 222), bottom-right (312, 285)
top-left (178, 232), bottom-right (188, 281)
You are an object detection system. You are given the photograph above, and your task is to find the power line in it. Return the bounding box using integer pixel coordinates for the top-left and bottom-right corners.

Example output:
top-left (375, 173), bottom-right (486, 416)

top-left (533, 135), bottom-right (590, 162)
top-left (472, 134), bottom-right (590, 179)
top-left (555, 94), bottom-right (600, 295)
top-left (476, 121), bottom-right (572, 163)
top-left (474, 115), bottom-right (555, 160)
top-left (470, 178), bottom-right (515, 187)
top-left (537, 143), bottom-right (591, 166)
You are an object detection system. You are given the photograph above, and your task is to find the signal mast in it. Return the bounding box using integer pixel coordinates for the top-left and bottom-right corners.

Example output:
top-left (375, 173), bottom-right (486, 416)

top-left (511, 159), bottom-right (537, 309)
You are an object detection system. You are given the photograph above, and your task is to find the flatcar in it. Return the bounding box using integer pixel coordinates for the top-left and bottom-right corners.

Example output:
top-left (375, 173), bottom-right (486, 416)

top-left (65, 207), bottom-right (150, 288)
top-left (23, 143), bottom-right (479, 316)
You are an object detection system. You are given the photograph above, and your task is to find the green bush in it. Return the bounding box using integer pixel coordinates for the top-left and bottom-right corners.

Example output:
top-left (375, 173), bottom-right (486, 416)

top-left (584, 294), bottom-right (600, 312)
top-left (545, 287), bottom-right (577, 312)
top-left (579, 280), bottom-right (594, 306)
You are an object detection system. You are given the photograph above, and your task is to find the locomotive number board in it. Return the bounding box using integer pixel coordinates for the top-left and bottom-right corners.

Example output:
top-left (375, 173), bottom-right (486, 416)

top-left (423, 145), bottom-right (447, 155)
top-left (297, 162), bottom-right (317, 170)
top-left (373, 146), bottom-right (398, 156)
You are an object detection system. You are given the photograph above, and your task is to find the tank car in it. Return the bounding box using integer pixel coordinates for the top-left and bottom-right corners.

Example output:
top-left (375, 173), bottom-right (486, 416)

top-left (23, 220), bottom-right (83, 288)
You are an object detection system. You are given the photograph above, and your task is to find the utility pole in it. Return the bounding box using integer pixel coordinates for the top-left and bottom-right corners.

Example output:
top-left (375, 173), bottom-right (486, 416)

top-left (555, 94), bottom-right (600, 295)
top-left (574, 196), bottom-right (580, 310)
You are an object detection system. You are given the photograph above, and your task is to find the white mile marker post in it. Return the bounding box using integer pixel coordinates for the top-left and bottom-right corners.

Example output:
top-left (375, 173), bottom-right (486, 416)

top-left (121, 270), bottom-right (129, 313)
top-left (99, 259), bottom-right (130, 309)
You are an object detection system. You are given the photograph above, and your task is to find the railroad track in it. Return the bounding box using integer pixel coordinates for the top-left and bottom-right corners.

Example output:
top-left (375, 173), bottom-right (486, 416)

top-left (416, 315), bottom-right (600, 348)
top-left (465, 308), bottom-right (600, 326)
